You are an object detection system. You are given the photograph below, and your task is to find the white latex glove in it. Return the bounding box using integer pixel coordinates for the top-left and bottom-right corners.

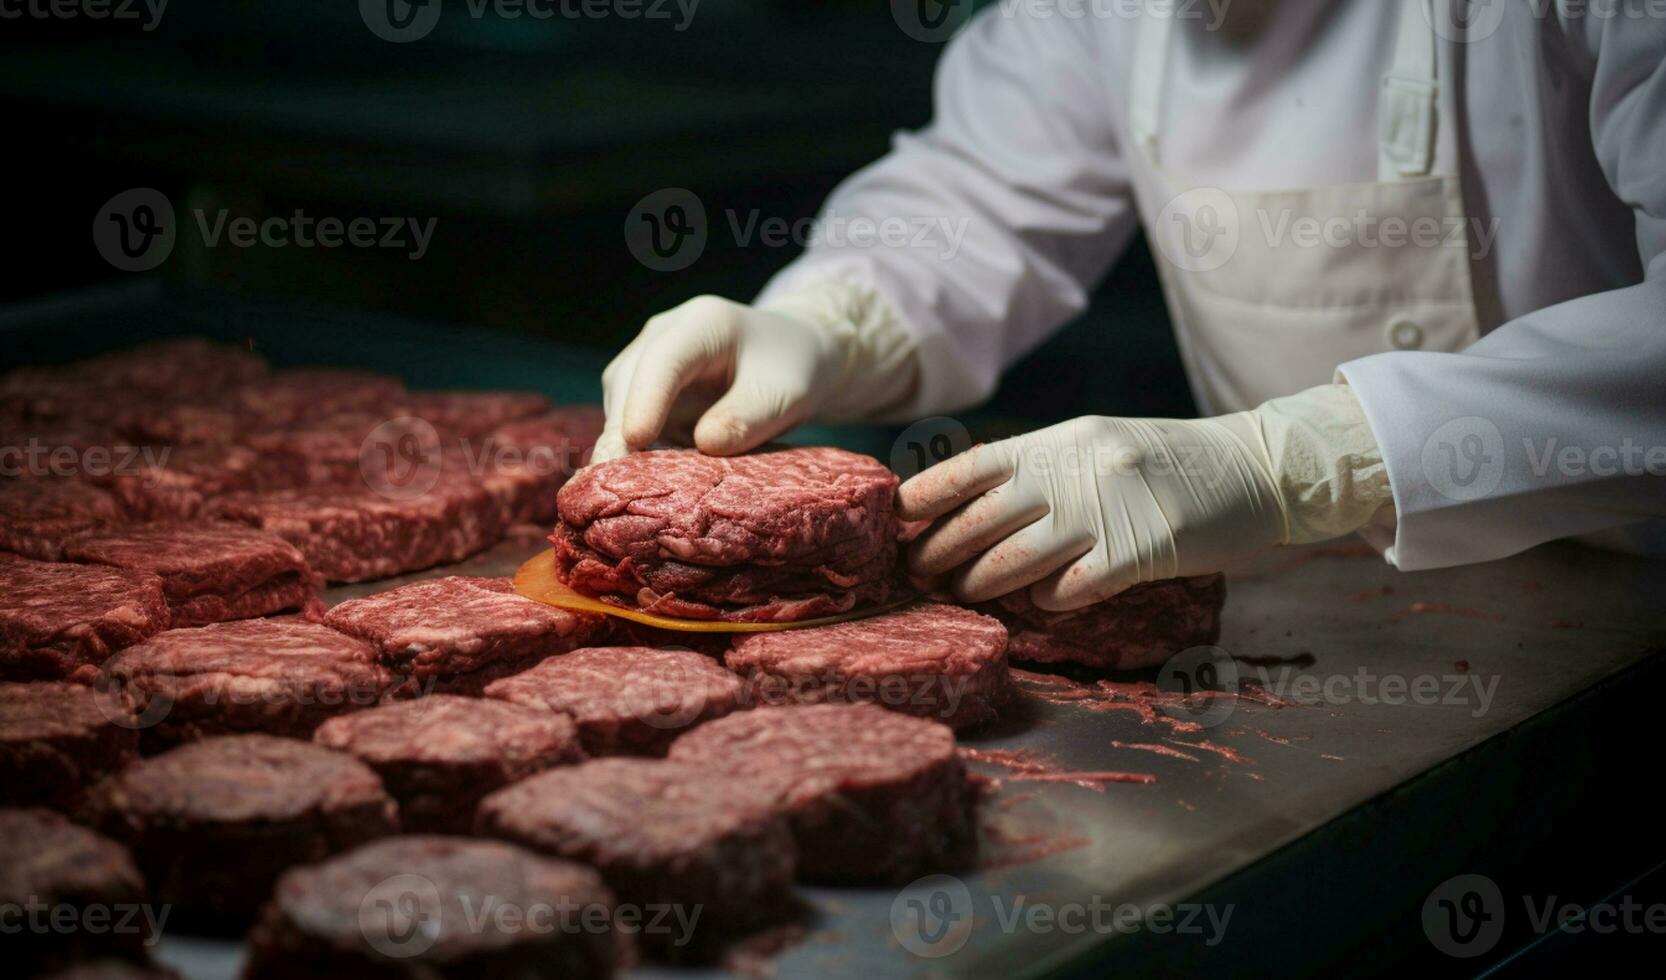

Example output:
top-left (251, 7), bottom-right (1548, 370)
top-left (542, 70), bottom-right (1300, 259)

top-left (900, 384), bottom-right (1394, 610)
top-left (593, 282), bottom-right (918, 462)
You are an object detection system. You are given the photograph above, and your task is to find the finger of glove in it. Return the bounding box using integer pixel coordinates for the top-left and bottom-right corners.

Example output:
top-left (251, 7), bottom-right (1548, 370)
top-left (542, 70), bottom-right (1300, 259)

top-left (594, 339), bottom-right (647, 462)
top-left (1028, 546), bottom-right (1141, 612)
top-left (949, 518), bottom-right (1094, 605)
top-left (621, 311), bottom-right (736, 452)
top-left (907, 477), bottom-right (1048, 577)
top-left (897, 440), bottom-right (1017, 522)
top-left (692, 343), bottom-right (818, 456)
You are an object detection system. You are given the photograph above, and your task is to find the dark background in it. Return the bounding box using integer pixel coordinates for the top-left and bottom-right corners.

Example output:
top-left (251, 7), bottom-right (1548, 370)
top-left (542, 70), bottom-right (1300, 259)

top-left (0, 0), bottom-right (1194, 427)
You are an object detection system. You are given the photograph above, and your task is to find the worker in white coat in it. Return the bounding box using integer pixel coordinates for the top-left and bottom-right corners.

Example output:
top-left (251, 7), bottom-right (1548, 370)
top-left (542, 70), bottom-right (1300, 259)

top-left (593, 0), bottom-right (1666, 610)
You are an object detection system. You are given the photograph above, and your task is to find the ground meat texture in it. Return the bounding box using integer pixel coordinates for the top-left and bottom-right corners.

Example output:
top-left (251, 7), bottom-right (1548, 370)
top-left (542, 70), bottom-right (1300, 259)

top-left (246, 835), bottom-right (617, 980)
top-left (326, 576), bottom-right (606, 681)
top-left (403, 390), bottom-right (552, 437)
top-left (208, 471), bottom-right (500, 583)
top-left (98, 444), bottom-right (262, 520)
top-left (0, 477), bottom-right (122, 560)
top-left (0, 555), bottom-right (171, 683)
top-left (986, 574), bottom-right (1227, 671)
top-left (86, 734), bottom-right (398, 931)
top-left (115, 400), bottom-right (246, 447)
top-left (0, 808), bottom-right (153, 971)
top-left (485, 646), bottom-right (743, 757)
top-left (725, 602), bottom-right (1011, 731)
top-left (554, 446), bottom-right (899, 622)
top-left (229, 369), bottom-right (406, 428)
top-left (3, 339), bottom-right (266, 425)
top-left (61, 523), bottom-right (319, 627)
top-left (313, 695), bottom-right (584, 833)
top-left (476, 405), bottom-right (604, 526)
top-left (670, 704), bottom-right (976, 882)
top-left (74, 338), bottom-right (268, 397)
top-left (477, 758), bottom-right (794, 958)
top-left (0, 682), bottom-right (139, 810)
top-left (101, 620), bottom-right (391, 751)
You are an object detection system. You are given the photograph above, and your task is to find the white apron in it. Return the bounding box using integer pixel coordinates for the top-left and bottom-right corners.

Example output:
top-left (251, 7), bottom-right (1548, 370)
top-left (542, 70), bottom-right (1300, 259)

top-left (1129, 0), bottom-right (1483, 416)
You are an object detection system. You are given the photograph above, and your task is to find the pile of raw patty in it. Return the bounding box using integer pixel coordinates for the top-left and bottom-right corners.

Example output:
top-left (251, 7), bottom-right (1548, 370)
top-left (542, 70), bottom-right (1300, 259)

top-left (2, 338), bottom-right (1226, 978)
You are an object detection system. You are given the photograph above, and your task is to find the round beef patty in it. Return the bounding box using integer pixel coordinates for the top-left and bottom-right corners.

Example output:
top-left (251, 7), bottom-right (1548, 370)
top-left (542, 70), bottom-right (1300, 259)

top-left (86, 734), bottom-right (398, 931)
top-left (245, 835), bottom-right (617, 980)
top-left (477, 758), bottom-right (794, 958)
top-left (986, 574), bottom-right (1227, 671)
top-left (554, 446), bottom-right (900, 622)
top-left (0, 555), bottom-right (171, 683)
top-left (725, 601), bottom-right (1011, 730)
top-left (670, 704), bottom-right (977, 882)
top-left (102, 619), bottom-right (392, 751)
top-left (313, 695), bottom-right (585, 833)
top-left (0, 681), bottom-right (138, 809)
top-left (0, 808), bottom-right (153, 971)
top-left (484, 646), bottom-right (743, 756)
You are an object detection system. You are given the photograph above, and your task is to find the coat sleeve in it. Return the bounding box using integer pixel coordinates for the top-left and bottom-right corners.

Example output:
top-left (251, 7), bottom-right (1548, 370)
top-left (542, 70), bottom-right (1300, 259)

top-left (757, 6), bottom-right (1140, 420)
top-left (1339, 18), bottom-right (1666, 570)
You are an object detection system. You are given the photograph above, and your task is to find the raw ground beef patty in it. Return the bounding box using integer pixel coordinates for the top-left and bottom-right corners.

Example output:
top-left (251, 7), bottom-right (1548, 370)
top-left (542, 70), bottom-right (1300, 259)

top-left (553, 446), bottom-right (900, 622)
top-left (245, 835), bottom-right (617, 980)
top-left (86, 734), bottom-right (397, 931)
top-left (477, 757), bottom-right (794, 957)
top-left (102, 619), bottom-right (391, 750)
top-left (324, 576), bottom-right (607, 684)
top-left (313, 695), bottom-right (585, 833)
top-left (0, 477), bottom-right (122, 560)
top-left (0, 555), bottom-right (171, 683)
top-left (484, 646), bottom-right (743, 756)
top-left (0, 808), bottom-right (153, 971)
top-left (478, 405), bottom-right (606, 527)
top-left (670, 703), bottom-right (976, 882)
top-left (985, 574), bottom-right (1228, 671)
top-left (62, 523), bottom-right (319, 627)
top-left (725, 601), bottom-right (1011, 730)
top-left (96, 444), bottom-right (262, 520)
top-left (0, 681), bottom-right (139, 809)
top-left (208, 471), bottom-right (501, 582)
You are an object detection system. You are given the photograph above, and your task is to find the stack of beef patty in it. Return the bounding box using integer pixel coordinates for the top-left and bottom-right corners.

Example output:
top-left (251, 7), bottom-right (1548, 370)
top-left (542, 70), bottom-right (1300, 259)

top-left (552, 446), bottom-right (900, 622)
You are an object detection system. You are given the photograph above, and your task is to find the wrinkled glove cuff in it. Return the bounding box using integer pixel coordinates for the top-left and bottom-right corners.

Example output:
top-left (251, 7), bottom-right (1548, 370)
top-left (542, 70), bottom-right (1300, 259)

top-left (1252, 383), bottom-right (1394, 544)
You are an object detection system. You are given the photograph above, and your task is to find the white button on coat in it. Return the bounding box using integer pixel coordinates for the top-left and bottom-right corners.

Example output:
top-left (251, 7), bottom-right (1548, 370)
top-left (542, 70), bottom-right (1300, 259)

top-left (1387, 320), bottom-right (1425, 351)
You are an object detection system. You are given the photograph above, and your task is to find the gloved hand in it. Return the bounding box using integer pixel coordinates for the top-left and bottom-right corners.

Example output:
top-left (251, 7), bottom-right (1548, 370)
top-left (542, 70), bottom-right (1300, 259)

top-left (592, 282), bottom-right (919, 462)
top-left (899, 384), bottom-right (1394, 610)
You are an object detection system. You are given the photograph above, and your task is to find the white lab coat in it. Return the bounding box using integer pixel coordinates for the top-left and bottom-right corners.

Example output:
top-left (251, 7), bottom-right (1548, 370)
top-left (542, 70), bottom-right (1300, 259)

top-left (759, 0), bottom-right (1666, 571)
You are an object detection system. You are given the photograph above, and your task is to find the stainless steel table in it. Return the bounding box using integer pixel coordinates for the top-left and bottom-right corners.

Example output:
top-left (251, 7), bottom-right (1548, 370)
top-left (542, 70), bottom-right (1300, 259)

top-left (155, 535), bottom-right (1666, 979)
